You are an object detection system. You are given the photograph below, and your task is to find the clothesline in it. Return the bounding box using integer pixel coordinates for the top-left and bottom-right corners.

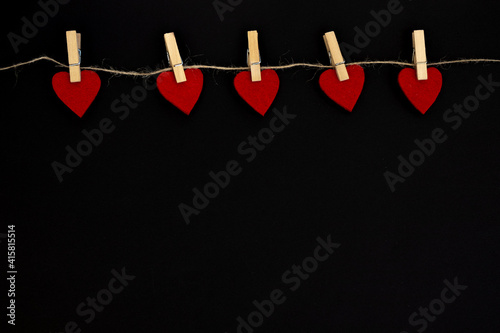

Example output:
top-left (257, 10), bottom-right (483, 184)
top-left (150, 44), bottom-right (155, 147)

top-left (2, 56), bottom-right (500, 77)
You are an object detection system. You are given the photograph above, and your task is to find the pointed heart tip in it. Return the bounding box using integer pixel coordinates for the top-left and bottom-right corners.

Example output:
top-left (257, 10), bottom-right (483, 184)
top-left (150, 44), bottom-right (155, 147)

top-left (157, 69), bottom-right (204, 115)
top-left (255, 107), bottom-right (269, 116)
top-left (319, 66), bottom-right (365, 112)
top-left (234, 70), bottom-right (279, 115)
top-left (398, 67), bottom-right (442, 115)
top-left (52, 70), bottom-right (100, 118)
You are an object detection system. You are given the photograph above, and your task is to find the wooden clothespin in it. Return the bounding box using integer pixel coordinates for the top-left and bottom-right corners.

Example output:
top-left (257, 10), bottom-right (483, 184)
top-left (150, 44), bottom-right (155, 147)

top-left (66, 30), bottom-right (81, 83)
top-left (164, 32), bottom-right (187, 83)
top-left (247, 30), bottom-right (261, 82)
top-left (323, 31), bottom-right (349, 81)
top-left (412, 30), bottom-right (427, 80)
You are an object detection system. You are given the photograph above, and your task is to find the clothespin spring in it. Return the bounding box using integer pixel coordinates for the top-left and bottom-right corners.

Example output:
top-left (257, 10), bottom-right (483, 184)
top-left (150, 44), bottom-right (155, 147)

top-left (166, 51), bottom-right (183, 68)
top-left (69, 49), bottom-right (81, 67)
top-left (247, 49), bottom-right (261, 67)
top-left (328, 52), bottom-right (346, 67)
top-left (412, 49), bottom-right (427, 66)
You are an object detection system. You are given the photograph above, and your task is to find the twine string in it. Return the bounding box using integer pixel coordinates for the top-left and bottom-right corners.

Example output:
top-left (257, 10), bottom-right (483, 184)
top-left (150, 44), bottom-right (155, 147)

top-left (1, 56), bottom-right (500, 77)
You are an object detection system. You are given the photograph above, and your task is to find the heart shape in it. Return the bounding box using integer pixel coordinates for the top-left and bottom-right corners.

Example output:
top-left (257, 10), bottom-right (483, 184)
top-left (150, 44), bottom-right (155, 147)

top-left (319, 65), bottom-right (365, 112)
top-left (234, 69), bottom-right (280, 116)
top-left (52, 70), bottom-right (101, 118)
top-left (398, 67), bottom-right (442, 114)
top-left (157, 69), bottom-right (204, 115)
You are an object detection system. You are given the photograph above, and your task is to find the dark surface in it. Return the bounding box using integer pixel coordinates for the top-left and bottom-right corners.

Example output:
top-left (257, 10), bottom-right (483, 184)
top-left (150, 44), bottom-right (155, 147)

top-left (1, 0), bottom-right (500, 332)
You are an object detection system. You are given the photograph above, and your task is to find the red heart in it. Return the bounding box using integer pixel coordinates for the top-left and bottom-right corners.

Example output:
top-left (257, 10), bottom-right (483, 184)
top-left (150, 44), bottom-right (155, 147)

top-left (319, 65), bottom-right (365, 112)
top-left (52, 70), bottom-right (101, 118)
top-left (234, 69), bottom-right (280, 116)
top-left (398, 67), bottom-right (442, 114)
top-left (157, 69), bottom-right (203, 115)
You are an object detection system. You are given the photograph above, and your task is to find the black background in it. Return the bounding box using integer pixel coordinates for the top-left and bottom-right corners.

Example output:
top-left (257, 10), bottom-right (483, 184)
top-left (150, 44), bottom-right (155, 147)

top-left (1, 0), bottom-right (500, 332)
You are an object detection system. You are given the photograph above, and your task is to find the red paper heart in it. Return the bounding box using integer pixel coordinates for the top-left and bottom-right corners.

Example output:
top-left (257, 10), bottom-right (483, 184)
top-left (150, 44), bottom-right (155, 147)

top-left (157, 69), bottom-right (203, 115)
top-left (319, 65), bottom-right (365, 112)
top-left (52, 70), bottom-right (101, 118)
top-left (234, 69), bottom-right (280, 116)
top-left (398, 67), bottom-right (442, 114)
